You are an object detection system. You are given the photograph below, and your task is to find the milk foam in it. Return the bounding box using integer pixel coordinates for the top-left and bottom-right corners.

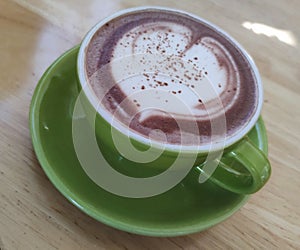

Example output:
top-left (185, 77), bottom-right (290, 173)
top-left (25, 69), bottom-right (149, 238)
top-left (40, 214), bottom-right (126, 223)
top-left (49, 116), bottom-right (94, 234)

top-left (108, 22), bottom-right (240, 122)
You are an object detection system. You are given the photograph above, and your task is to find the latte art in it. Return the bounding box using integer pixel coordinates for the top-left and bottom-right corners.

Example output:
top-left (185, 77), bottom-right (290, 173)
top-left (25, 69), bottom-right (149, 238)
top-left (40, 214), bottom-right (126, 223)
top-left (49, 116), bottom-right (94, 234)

top-left (85, 9), bottom-right (259, 146)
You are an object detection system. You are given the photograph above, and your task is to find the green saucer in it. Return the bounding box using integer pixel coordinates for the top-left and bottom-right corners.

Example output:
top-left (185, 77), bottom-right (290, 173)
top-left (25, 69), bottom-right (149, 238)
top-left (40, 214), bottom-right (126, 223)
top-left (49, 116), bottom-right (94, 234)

top-left (30, 46), bottom-right (268, 237)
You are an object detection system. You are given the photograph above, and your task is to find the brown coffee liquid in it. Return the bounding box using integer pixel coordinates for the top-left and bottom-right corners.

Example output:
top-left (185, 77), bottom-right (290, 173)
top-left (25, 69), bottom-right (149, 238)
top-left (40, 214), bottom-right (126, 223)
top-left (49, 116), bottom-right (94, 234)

top-left (85, 8), bottom-right (258, 146)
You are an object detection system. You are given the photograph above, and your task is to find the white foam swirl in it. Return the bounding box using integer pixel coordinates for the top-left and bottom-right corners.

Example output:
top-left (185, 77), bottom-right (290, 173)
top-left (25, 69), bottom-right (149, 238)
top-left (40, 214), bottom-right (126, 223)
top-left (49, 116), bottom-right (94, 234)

top-left (108, 21), bottom-right (240, 123)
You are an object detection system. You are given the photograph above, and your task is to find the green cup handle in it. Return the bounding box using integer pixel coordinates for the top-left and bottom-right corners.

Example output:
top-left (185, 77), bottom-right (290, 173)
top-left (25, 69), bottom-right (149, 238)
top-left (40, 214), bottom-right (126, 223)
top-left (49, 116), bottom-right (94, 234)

top-left (207, 137), bottom-right (271, 194)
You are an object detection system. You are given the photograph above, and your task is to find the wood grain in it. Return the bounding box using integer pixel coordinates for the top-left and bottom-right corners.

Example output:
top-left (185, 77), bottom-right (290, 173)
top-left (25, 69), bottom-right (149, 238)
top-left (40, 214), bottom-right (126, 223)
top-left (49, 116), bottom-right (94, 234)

top-left (1, 0), bottom-right (299, 249)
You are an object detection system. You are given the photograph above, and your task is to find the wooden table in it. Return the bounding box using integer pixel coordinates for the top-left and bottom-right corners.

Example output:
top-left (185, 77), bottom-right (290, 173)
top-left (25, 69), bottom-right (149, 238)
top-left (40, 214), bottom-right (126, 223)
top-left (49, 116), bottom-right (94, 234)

top-left (1, 0), bottom-right (299, 249)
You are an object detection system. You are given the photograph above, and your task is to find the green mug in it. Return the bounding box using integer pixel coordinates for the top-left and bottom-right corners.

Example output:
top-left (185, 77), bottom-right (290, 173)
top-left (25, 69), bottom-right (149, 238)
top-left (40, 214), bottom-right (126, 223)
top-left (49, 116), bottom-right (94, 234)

top-left (74, 7), bottom-right (271, 197)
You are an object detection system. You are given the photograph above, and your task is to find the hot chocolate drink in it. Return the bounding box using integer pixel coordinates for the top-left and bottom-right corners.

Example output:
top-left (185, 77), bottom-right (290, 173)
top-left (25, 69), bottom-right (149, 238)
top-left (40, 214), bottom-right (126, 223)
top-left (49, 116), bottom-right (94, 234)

top-left (84, 8), bottom-right (259, 146)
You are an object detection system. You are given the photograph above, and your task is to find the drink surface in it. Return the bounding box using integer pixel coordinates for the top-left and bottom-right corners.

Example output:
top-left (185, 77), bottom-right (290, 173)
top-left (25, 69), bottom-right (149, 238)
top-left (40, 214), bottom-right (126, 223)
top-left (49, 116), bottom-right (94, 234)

top-left (85, 8), bottom-right (258, 146)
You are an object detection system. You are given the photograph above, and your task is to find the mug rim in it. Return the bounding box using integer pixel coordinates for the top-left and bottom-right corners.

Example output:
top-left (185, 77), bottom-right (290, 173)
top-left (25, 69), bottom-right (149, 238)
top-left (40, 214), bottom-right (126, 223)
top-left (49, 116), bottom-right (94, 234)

top-left (77, 6), bottom-right (264, 154)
